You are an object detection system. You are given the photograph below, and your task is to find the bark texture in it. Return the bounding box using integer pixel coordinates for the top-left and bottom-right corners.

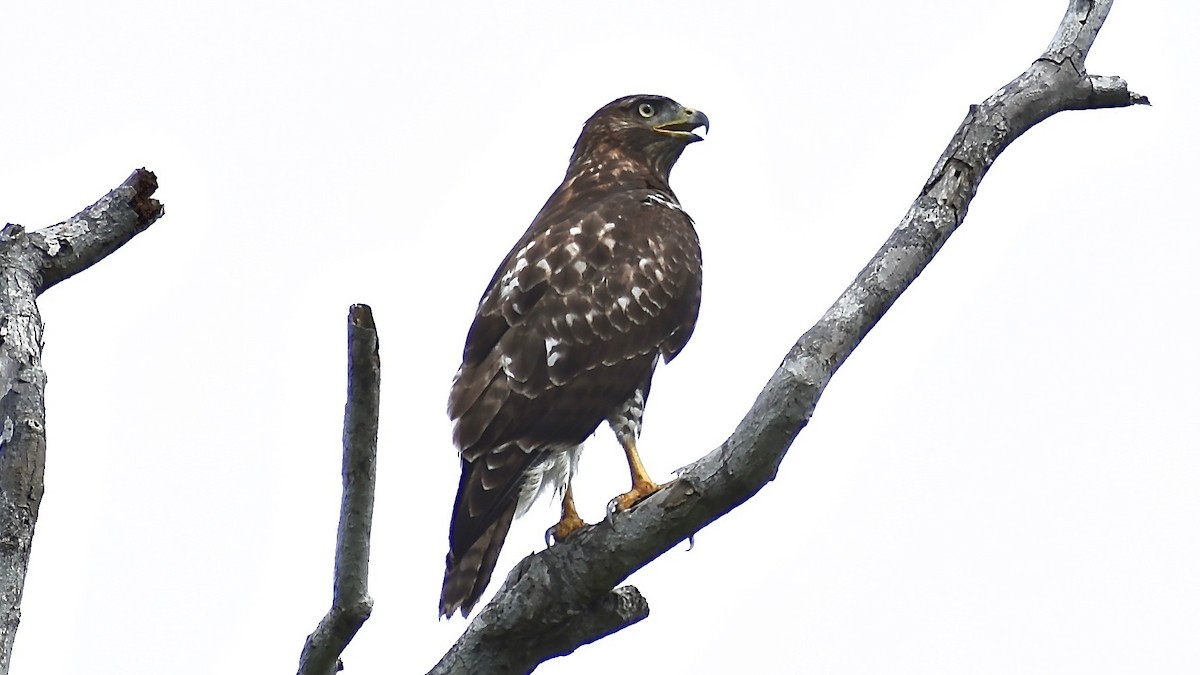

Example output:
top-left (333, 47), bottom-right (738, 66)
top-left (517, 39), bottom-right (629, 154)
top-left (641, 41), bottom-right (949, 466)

top-left (431, 1), bottom-right (1149, 673)
top-left (0, 169), bottom-right (163, 674)
top-left (297, 305), bottom-right (380, 675)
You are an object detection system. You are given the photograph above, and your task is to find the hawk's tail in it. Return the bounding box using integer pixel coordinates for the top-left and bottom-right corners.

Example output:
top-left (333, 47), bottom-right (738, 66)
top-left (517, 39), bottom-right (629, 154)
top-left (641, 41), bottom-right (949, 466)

top-left (439, 497), bottom-right (519, 619)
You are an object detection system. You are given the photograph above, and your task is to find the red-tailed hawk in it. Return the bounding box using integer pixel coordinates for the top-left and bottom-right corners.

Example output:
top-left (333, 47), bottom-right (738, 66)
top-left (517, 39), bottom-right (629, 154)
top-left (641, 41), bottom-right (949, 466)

top-left (440, 95), bottom-right (708, 618)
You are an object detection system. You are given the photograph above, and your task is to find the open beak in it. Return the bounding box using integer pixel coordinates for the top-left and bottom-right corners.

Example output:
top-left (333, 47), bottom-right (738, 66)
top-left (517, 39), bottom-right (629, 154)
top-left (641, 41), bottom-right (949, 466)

top-left (654, 107), bottom-right (709, 142)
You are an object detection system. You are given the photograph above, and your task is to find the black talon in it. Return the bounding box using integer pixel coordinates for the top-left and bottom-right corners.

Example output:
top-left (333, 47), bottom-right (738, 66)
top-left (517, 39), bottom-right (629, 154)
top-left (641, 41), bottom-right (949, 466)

top-left (606, 496), bottom-right (621, 525)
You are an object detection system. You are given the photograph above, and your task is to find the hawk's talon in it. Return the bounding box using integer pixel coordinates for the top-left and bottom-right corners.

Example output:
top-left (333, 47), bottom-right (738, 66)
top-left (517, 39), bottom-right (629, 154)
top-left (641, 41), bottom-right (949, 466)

top-left (605, 496), bottom-right (620, 525)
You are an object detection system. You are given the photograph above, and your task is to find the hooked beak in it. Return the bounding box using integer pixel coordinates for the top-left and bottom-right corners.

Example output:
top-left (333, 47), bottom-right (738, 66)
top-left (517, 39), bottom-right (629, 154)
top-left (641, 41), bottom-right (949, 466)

top-left (654, 106), bottom-right (709, 143)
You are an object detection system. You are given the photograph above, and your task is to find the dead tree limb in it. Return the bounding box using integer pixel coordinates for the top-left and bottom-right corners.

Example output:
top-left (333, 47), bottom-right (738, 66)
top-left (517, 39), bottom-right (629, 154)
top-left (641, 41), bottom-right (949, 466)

top-left (431, 1), bottom-right (1149, 672)
top-left (0, 169), bottom-right (164, 675)
top-left (298, 305), bottom-right (380, 675)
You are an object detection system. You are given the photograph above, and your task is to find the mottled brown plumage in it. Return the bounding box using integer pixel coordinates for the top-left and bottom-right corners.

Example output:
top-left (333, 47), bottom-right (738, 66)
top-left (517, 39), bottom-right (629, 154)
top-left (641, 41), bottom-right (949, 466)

top-left (441, 95), bottom-right (707, 618)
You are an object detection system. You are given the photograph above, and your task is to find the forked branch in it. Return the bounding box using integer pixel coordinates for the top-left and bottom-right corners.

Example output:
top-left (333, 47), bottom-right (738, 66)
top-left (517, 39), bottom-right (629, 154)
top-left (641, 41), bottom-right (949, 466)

top-left (0, 169), bottom-right (164, 675)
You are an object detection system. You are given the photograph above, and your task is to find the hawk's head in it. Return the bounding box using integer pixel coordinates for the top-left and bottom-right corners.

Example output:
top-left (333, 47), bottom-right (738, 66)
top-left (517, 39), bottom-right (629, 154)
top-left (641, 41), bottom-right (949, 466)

top-left (569, 94), bottom-right (709, 182)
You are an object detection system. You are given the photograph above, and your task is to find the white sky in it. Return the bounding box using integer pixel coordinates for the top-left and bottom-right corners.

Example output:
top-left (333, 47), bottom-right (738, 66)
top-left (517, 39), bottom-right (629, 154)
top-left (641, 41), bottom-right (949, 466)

top-left (2, 1), bottom-right (1195, 673)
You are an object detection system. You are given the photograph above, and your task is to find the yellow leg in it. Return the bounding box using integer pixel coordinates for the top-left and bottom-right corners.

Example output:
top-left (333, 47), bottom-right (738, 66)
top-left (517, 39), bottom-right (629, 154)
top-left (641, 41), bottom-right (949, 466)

top-left (550, 484), bottom-right (586, 542)
top-left (612, 438), bottom-right (662, 512)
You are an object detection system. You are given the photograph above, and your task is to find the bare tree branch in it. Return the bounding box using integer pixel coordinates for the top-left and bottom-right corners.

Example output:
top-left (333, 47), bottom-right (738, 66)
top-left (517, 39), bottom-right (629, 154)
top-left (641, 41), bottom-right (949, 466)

top-left (0, 169), bottom-right (163, 675)
top-left (298, 304), bottom-right (380, 675)
top-left (430, 1), bottom-right (1149, 672)
top-left (27, 169), bottom-right (164, 294)
top-left (432, 584), bottom-right (649, 675)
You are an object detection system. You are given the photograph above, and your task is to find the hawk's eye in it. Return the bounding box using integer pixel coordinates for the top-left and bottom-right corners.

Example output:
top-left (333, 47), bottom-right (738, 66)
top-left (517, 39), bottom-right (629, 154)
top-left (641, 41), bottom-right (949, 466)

top-left (637, 103), bottom-right (655, 118)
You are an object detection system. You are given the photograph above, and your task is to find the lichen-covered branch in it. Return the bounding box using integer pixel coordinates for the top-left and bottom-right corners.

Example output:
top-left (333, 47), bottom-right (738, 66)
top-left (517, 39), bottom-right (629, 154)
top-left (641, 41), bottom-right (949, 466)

top-left (0, 169), bottom-right (163, 675)
top-left (297, 305), bottom-right (380, 675)
top-left (27, 169), bottom-right (164, 294)
top-left (431, 1), bottom-right (1148, 672)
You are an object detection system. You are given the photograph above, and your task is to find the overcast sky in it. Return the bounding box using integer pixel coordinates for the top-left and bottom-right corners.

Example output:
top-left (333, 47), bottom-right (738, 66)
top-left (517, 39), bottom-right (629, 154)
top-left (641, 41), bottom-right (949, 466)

top-left (2, 1), bottom-right (1195, 673)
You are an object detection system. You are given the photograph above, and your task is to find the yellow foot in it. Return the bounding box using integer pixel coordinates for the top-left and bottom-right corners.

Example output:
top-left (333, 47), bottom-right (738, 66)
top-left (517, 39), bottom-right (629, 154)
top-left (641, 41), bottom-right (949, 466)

top-left (546, 511), bottom-right (587, 546)
top-left (610, 479), bottom-right (665, 513)
top-left (554, 510), bottom-right (586, 541)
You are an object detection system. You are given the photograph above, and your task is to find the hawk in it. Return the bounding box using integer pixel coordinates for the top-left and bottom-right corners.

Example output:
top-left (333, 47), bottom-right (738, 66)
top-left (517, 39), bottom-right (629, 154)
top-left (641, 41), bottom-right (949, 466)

top-left (440, 95), bottom-right (708, 618)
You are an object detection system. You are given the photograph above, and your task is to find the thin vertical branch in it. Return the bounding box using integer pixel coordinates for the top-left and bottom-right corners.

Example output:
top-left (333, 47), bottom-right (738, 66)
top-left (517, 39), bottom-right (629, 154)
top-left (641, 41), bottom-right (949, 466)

top-left (298, 305), bottom-right (380, 675)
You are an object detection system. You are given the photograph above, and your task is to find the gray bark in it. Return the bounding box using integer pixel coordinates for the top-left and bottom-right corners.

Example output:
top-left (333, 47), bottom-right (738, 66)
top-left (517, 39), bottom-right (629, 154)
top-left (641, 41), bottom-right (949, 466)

top-left (298, 305), bottom-right (379, 675)
top-left (0, 169), bottom-right (164, 674)
top-left (430, 1), bottom-right (1149, 673)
